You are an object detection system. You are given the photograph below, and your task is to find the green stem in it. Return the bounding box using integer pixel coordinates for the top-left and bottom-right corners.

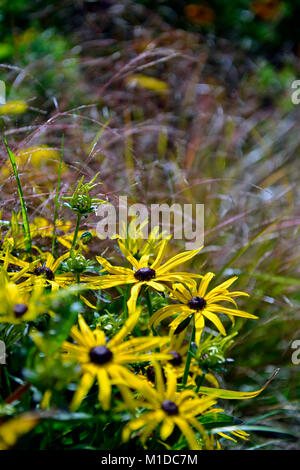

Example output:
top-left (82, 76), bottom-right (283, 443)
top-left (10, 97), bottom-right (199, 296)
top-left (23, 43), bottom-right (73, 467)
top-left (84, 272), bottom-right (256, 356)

top-left (1, 365), bottom-right (11, 397)
top-left (76, 272), bottom-right (80, 299)
top-left (145, 289), bottom-right (153, 318)
top-left (122, 285), bottom-right (129, 320)
top-left (71, 213), bottom-right (81, 253)
top-left (182, 318), bottom-right (195, 386)
top-left (195, 372), bottom-right (206, 394)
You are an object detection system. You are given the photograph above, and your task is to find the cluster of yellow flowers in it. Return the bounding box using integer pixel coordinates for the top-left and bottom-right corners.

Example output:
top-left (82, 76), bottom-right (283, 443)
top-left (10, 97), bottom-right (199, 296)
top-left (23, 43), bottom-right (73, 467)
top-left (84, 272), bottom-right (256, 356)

top-left (0, 207), bottom-right (273, 450)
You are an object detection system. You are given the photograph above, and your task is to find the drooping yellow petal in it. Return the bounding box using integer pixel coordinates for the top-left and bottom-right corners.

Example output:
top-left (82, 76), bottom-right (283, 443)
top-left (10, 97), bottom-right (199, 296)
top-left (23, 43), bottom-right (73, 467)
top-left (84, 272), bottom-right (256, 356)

top-left (165, 366), bottom-right (177, 401)
top-left (70, 372), bottom-right (95, 411)
top-left (173, 416), bottom-right (201, 450)
top-left (194, 313), bottom-right (205, 345)
top-left (127, 282), bottom-right (143, 312)
top-left (97, 368), bottom-right (112, 410)
top-left (202, 310), bottom-right (226, 336)
top-left (160, 418), bottom-right (175, 441)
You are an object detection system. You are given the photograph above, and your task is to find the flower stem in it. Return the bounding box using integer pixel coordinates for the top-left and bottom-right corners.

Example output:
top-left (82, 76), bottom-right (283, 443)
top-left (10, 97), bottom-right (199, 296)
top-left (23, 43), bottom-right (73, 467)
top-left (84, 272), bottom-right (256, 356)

top-left (195, 372), bottom-right (206, 393)
top-left (145, 289), bottom-right (153, 318)
top-left (71, 213), bottom-right (81, 253)
top-left (182, 318), bottom-right (195, 386)
top-left (123, 285), bottom-right (129, 320)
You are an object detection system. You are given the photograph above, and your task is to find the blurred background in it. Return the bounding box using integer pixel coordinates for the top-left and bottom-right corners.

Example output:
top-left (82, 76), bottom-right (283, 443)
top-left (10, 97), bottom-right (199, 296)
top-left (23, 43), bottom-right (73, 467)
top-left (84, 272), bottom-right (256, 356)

top-left (0, 0), bottom-right (300, 449)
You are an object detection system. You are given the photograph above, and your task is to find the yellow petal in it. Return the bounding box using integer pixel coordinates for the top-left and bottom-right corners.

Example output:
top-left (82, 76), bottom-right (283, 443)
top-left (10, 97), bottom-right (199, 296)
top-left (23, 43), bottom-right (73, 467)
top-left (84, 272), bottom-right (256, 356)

top-left (157, 248), bottom-right (202, 275)
top-left (197, 272), bottom-right (215, 297)
top-left (97, 368), bottom-right (112, 410)
top-left (70, 372), bottom-right (95, 411)
top-left (160, 418), bottom-right (175, 440)
top-left (96, 256), bottom-right (133, 275)
top-left (208, 304), bottom-right (258, 319)
top-left (202, 310), bottom-right (226, 336)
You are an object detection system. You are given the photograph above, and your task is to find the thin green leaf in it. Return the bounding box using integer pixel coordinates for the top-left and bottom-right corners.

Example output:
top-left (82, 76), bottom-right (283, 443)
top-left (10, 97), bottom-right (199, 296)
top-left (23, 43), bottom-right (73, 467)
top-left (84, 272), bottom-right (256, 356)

top-left (4, 136), bottom-right (32, 253)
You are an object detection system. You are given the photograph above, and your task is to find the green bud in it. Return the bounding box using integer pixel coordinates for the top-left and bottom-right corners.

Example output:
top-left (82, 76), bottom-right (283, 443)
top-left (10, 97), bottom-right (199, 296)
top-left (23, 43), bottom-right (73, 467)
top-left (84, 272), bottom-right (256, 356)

top-left (67, 253), bottom-right (88, 273)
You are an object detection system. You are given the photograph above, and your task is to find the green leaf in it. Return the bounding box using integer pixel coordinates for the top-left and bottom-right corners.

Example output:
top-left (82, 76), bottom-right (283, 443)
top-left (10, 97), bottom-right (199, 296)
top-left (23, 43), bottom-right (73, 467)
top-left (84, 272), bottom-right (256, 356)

top-left (4, 137), bottom-right (32, 253)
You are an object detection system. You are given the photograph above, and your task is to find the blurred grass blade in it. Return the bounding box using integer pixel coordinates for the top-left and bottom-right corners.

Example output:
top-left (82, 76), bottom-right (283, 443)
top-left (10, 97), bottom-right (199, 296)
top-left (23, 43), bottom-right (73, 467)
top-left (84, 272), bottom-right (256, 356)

top-left (199, 368), bottom-right (279, 399)
top-left (51, 135), bottom-right (64, 255)
top-left (4, 136), bottom-right (32, 253)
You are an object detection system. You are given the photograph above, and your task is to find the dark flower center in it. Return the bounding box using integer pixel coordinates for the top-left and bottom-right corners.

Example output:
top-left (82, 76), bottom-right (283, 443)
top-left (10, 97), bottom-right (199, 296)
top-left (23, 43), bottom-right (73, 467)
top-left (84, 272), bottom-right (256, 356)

top-left (146, 365), bottom-right (166, 384)
top-left (13, 303), bottom-right (28, 318)
top-left (34, 266), bottom-right (55, 281)
top-left (134, 267), bottom-right (156, 282)
top-left (168, 351), bottom-right (183, 366)
top-left (162, 400), bottom-right (179, 416)
top-left (89, 346), bottom-right (113, 365)
top-left (188, 296), bottom-right (206, 311)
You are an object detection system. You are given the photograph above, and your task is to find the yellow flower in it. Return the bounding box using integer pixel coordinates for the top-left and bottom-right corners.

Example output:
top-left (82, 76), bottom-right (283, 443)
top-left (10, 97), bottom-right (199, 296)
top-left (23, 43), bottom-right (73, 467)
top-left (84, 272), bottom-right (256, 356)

top-left (143, 332), bottom-right (218, 388)
top-left (61, 313), bottom-right (171, 411)
top-left (92, 241), bottom-right (202, 311)
top-left (0, 270), bottom-right (47, 324)
top-left (0, 100), bottom-right (27, 116)
top-left (1, 146), bottom-right (67, 178)
top-left (150, 273), bottom-right (257, 344)
top-left (1, 251), bottom-right (75, 292)
top-left (113, 219), bottom-right (171, 261)
top-left (123, 364), bottom-right (218, 450)
top-left (0, 413), bottom-right (39, 450)
top-left (123, 363), bottom-right (277, 449)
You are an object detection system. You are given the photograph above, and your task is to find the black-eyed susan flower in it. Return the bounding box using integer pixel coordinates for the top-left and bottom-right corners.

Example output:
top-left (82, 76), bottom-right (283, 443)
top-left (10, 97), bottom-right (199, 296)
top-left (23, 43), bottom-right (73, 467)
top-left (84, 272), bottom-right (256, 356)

top-left (122, 364), bottom-right (219, 450)
top-left (0, 271), bottom-right (47, 324)
top-left (150, 273), bottom-right (257, 344)
top-left (142, 332), bottom-right (218, 388)
top-left (1, 251), bottom-right (74, 292)
top-left (61, 313), bottom-right (171, 411)
top-left (92, 241), bottom-right (202, 311)
top-left (123, 364), bottom-right (276, 449)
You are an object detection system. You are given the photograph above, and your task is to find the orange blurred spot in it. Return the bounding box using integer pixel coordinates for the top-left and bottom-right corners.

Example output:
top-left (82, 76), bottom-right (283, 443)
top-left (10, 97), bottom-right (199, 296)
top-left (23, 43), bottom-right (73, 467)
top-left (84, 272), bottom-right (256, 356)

top-left (184, 4), bottom-right (215, 26)
top-left (251, 0), bottom-right (283, 21)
